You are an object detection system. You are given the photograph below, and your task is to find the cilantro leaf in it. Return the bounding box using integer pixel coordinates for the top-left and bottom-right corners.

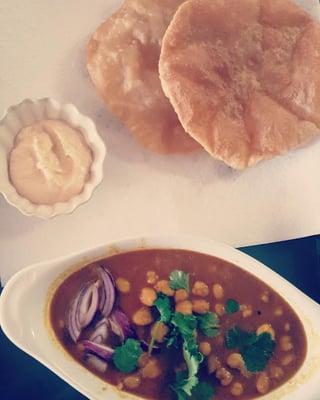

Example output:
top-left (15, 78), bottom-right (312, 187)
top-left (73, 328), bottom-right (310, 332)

top-left (166, 326), bottom-right (181, 348)
top-left (149, 294), bottom-right (172, 353)
top-left (225, 299), bottom-right (240, 314)
top-left (225, 327), bottom-right (276, 373)
top-left (182, 342), bottom-right (200, 395)
top-left (225, 326), bottom-right (257, 349)
top-left (171, 313), bottom-right (197, 339)
top-left (191, 381), bottom-right (215, 400)
top-left (171, 371), bottom-right (189, 400)
top-left (113, 339), bottom-right (142, 373)
top-left (154, 293), bottom-right (172, 323)
top-left (169, 270), bottom-right (190, 291)
top-left (170, 313), bottom-right (203, 399)
top-left (242, 332), bottom-right (276, 373)
top-left (197, 312), bottom-right (220, 337)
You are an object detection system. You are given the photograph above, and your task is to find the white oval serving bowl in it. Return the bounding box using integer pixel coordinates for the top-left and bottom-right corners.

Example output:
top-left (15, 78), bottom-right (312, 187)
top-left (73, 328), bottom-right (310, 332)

top-left (0, 98), bottom-right (106, 218)
top-left (0, 235), bottom-right (320, 400)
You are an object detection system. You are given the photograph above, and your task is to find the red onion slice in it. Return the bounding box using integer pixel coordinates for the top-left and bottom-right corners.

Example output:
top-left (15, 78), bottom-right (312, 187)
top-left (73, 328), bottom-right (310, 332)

top-left (89, 318), bottom-right (109, 344)
top-left (83, 340), bottom-right (114, 361)
top-left (98, 266), bottom-right (116, 317)
top-left (66, 282), bottom-right (100, 343)
top-left (86, 354), bottom-right (108, 373)
top-left (109, 309), bottom-right (135, 342)
top-left (67, 289), bottom-right (84, 342)
top-left (79, 282), bottom-right (99, 328)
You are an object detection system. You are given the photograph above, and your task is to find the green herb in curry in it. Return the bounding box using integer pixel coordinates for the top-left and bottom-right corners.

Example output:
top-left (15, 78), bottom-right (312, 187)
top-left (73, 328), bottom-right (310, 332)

top-left (225, 298), bottom-right (240, 314)
top-left (225, 326), bottom-right (276, 373)
top-left (113, 338), bottom-right (143, 373)
top-left (197, 312), bottom-right (220, 337)
top-left (169, 270), bottom-right (190, 292)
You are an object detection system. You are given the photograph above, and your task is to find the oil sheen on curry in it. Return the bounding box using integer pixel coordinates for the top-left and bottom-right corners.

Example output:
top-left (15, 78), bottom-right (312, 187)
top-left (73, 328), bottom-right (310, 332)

top-left (50, 250), bottom-right (307, 400)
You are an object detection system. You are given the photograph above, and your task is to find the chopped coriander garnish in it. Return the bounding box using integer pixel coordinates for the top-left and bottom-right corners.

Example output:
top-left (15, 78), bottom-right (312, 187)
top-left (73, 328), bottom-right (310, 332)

top-left (225, 299), bottom-right (240, 314)
top-left (149, 294), bottom-right (173, 353)
top-left (171, 370), bottom-right (189, 400)
top-left (170, 312), bottom-right (203, 399)
top-left (197, 312), bottom-right (220, 337)
top-left (154, 293), bottom-right (172, 324)
top-left (225, 326), bottom-right (276, 373)
top-left (242, 332), bottom-right (276, 373)
top-left (169, 270), bottom-right (190, 292)
top-left (191, 381), bottom-right (215, 400)
top-left (113, 338), bottom-right (142, 373)
top-left (225, 326), bottom-right (257, 349)
top-left (171, 313), bottom-right (197, 338)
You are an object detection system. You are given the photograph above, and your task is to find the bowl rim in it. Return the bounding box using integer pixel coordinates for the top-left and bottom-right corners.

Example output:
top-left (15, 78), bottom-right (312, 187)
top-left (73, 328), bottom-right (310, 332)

top-left (0, 234), bottom-right (320, 400)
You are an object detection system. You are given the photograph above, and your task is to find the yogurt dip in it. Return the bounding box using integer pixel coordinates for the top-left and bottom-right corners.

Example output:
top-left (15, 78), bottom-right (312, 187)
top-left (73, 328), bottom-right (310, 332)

top-left (9, 119), bottom-right (93, 205)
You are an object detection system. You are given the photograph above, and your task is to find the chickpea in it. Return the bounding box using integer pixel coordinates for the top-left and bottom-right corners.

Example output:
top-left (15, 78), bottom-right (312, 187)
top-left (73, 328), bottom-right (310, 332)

top-left (280, 335), bottom-right (293, 352)
top-left (284, 323), bottom-right (291, 332)
top-left (274, 307), bottom-right (283, 317)
top-left (256, 372), bottom-right (270, 394)
top-left (256, 323), bottom-right (275, 340)
top-left (140, 287), bottom-right (157, 306)
top-left (227, 353), bottom-right (244, 370)
top-left (141, 357), bottom-right (162, 379)
top-left (281, 353), bottom-right (295, 366)
top-left (192, 299), bottom-right (210, 314)
top-left (155, 280), bottom-right (174, 297)
top-left (215, 303), bottom-right (225, 316)
top-left (270, 366), bottom-right (284, 379)
top-left (207, 355), bottom-right (221, 374)
top-left (117, 382), bottom-right (124, 390)
top-left (175, 289), bottom-right (188, 303)
top-left (123, 375), bottom-right (141, 389)
top-left (261, 291), bottom-right (270, 303)
top-left (176, 300), bottom-right (193, 315)
top-left (151, 322), bottom-right (169, 343)
top-left (241, 304), bottom-right (253, 318)
top-left (216, 367), bottom-right (233, 386)
top-left (138, 353), bottom-right (150, 368)
top-left (230, 382), bottom-right (244, 396)
top-left (132, 307), bottom-right (153, 326)
top-left (146, 271), bottom-right (158, 285)
top-left (199, 341), bottom-right (212, 356)
top-left (192, 281), bottom-right (209, 297)
top-left (58, 319), bottom-right (65, 329)
top-left (213, 283), bottom-right (224, 299)
top-left (116, 278), bottom-right (131, 293)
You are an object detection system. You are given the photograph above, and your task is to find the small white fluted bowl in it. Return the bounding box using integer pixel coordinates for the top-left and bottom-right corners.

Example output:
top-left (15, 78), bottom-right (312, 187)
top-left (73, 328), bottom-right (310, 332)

top-left (0, 98), bottom-right (106, 218)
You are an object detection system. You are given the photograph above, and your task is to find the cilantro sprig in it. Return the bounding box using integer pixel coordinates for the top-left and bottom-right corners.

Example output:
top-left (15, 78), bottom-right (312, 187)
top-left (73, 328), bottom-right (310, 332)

top-left (197, 312), bottom-right (220, 337)
top-left (172, 372), bottom-right (215, 400)
top-left (225, 326), bottom-right (276, 373)
top-left (170, 313), bottom-right (203, 398)
top-left (169, 270), bottom-right (190, 292)
top-left (148, 294), bottom-right (173, 353)
top-left (191, 381), bottom-right (215, 400)
top-left (113, 339), bottom-right (143, 373)
top-left (225, 299), bottom-right (240, 314)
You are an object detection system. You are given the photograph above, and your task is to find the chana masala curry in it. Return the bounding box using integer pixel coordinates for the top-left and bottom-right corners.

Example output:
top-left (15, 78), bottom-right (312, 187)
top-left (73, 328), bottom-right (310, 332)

top-left (50, 249), bottom-right (307, 399)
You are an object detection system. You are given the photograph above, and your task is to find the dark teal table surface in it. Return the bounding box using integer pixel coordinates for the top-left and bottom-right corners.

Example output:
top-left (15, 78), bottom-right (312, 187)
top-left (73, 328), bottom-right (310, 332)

top-left (1, 236), bottom-right (320, 400)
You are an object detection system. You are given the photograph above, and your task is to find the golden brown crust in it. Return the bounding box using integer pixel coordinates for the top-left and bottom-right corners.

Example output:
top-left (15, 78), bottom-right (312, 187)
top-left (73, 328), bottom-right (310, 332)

top-left (159, 0), bottom-right (320, 168)
top-left (87, 0), bottom-right (201, 154)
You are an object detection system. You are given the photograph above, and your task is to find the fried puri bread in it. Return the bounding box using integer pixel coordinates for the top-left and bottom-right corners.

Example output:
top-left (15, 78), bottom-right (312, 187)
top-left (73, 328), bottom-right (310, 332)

top-left (159, 0), bottom-right (320, 168)
top-left (87, 0), bottom-right (201, 154)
